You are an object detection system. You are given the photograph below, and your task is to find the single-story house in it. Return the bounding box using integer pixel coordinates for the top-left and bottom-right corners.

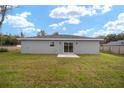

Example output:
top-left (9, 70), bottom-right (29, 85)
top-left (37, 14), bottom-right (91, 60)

top-left (17, 35), bottom-right (103, 54)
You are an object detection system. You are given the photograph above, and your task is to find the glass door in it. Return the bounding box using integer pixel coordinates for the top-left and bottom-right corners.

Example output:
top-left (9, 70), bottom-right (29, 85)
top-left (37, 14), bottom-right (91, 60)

top-left (69, 42), bottom-right (73, 52)
top-left (64, 42), bottom-right (68, 52)
top-left (64, 42), bottom-right (73, 53)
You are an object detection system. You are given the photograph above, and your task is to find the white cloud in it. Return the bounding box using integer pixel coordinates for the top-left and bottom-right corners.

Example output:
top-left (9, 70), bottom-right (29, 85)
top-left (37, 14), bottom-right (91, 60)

top-left (36, 28), bottom-right (41, 32)
top-left (92, 29), bottom-right (111, 37)
top-left (117, 12), bottom-right (124, 20)
top-left (92, 5), bottom-right (112, 14)
top-left (49, 18), bottom-right (80, 30)
top-left (74, 13), bottom-right (124, 37)
top-left (49, 6), bottom-right (93, 19)
top-left (23, 27), bottom-right (35, 33)
top-left (49, 22), bottom-right (67, 31)
top-left (67, 18), bottom-right (80, 24)
top-left (4, 11), bottom-right (36, 33)
top-left (73, 12), bottom-right (124, 37)
top-left (73, 30), bottom-right (87, 36)
top-left (62, 27), bottom-right (66, 31)
top-left (50, 5), bottom-right (112, 19)
top-left (6, 15), bottom-right (34, 28)
top-left (73, 28), bottom-right (94, 36)
top-left (19, 11), bottom-right (31, 18)
top-left (101, 6), bottom-right (112, 14)
top-left (49, 5), bottom-right (112, 30)
top-left (92, 12), bottom-right (124, 37)
top-left (104, 13), bottom-right (124, 33)
top-left (49, 23), bottom-right (60, 29)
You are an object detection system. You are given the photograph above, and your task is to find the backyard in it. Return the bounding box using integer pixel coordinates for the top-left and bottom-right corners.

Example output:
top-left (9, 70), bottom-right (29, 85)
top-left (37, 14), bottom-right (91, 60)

top-left (0, 50), bottom-right (124, 88)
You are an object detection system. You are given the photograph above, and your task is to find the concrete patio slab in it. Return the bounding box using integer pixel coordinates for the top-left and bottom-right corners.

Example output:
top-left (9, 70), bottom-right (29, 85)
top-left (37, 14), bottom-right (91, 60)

top-left (57, 53), bottom-right (80, 58)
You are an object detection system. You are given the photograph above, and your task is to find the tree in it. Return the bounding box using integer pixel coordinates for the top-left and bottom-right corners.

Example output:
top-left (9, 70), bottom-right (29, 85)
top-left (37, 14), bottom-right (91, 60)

top-left (95, 35), bottom-right (105, 39)
top-left (20, 32), bottom-right (24, 37)
top-left (52, 32), bottom-right (59, 36)
top-left (0, 5), bottom-right (17, 27)
top-left (0, 5), bottom-right (16, 47)
top-left (0, 5), bottom-right (7, 47)
top-left (95, 32), bottom-right (124, 44)
top-left (0, 6), bottom-right (7, 27)
top-left (37, 30), bottom-right (46, 37)
top-left (116, 33), bottom-right (124, 40)
top-left (104, 34), bottom-right (117, 43)
top-left (0, 34), bottom-right (18, 46)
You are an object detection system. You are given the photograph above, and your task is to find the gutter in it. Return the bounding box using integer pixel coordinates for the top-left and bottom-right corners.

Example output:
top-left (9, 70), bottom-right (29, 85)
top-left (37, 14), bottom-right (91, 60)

top-left (17, 38), bottom-right (104, 41)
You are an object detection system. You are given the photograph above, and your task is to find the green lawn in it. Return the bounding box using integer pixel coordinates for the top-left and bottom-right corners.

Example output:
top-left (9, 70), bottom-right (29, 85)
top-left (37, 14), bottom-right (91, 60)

top-left (0, 50), bottom-right (124, 88)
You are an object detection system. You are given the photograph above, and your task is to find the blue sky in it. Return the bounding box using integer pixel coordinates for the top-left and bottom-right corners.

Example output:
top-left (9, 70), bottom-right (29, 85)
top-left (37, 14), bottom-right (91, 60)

top-left (2, 5), bottom-right (124, 37)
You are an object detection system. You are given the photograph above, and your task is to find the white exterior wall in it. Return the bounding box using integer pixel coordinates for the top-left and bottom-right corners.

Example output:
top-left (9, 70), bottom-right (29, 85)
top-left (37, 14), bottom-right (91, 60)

top-left (21, 40), bottom-right (100, 54)
top-left (21, 41), bottom-right (59, 54)
top-left (74, 41), bottom-right (99, 54)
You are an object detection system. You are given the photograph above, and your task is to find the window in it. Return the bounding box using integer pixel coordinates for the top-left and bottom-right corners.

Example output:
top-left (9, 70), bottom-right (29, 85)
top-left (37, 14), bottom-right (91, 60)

top-left (121, 42), bottom-right (124, 45)
top-left (50, 42), bottom-right (54, 47)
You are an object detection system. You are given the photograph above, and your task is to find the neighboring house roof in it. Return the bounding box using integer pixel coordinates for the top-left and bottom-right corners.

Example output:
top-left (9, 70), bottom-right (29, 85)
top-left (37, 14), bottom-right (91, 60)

top-left (104, 40), bottom-right (124, 46)
top-left (17, 34), bottom-right (103, 41)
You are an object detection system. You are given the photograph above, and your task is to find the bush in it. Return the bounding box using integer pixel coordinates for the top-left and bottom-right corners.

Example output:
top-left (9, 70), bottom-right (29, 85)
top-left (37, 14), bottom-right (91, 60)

top-left (0, 48), bottom-right (8, 52)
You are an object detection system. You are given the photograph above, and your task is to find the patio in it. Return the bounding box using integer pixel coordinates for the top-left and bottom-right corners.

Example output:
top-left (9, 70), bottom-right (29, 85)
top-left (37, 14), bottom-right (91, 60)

top-left (57, 53), bottom-right (80, 58)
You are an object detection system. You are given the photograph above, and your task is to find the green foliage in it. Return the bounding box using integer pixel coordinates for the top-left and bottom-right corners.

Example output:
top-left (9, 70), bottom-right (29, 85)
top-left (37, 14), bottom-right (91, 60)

top-left (0, 48), bottom-right (8, 52)
top-left (0, 34), bottom-right (18, 46)
top-left (37, 30), bottom-right (46, 37)
top-left (52, 32), bottom-right (59, 36)
top-left (97, 32), bottom-right (124, 43)
top-left (20, 32), bottom-right (24, 37)
top-left (104, 34), bottom-right (117, 43)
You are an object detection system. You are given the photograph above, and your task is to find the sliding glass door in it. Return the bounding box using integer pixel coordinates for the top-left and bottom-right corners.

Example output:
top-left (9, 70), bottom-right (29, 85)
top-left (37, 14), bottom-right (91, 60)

top-left (64, 42), bottom-right (73, 53)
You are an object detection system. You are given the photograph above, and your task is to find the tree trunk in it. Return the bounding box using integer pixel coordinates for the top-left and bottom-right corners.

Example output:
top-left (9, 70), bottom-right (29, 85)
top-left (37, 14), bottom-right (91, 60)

top-left (0, 5), bottom-right (7, 47)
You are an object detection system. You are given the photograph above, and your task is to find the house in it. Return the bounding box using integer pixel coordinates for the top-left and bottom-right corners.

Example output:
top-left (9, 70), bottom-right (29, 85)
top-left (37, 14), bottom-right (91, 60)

top-left (101, 40), bottom-right (124, 54)
top-left (17, 35), bottom-right (103, 54)
top-left (106, 40), bottom-right (124, 46)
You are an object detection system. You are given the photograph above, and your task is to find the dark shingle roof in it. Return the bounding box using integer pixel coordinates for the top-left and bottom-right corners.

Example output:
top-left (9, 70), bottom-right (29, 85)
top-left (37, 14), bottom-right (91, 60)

top-left (35, 34), bottom-right (93, 39)
top-left (17, 34), bottom-right (103, 41)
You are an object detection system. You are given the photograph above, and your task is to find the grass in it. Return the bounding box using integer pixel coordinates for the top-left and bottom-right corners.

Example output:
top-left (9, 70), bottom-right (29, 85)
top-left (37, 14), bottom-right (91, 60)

top-left (0, 48), bottom-right (8, 52)
top-left (0, 50), bottom-right (124, 88)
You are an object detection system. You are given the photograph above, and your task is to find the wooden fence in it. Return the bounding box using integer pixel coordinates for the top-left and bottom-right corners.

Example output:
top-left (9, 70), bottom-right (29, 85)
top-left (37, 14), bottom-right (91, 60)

top-left (101, 45), bottom-right (124, 54)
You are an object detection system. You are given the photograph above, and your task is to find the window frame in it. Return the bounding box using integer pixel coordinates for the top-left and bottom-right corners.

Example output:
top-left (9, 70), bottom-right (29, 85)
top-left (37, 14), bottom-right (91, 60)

top-left (50, 42), bottom-right (54, 47)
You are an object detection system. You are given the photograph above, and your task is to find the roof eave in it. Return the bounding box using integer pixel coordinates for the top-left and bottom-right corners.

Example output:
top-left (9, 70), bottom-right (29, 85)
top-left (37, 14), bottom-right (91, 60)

top-left (17, 38), bottom-right (103, 41)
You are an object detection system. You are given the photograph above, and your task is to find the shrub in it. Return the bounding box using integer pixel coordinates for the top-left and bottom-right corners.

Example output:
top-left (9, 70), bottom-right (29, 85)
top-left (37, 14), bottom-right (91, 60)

top-left (0, 48), bottom-right (8, 52)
